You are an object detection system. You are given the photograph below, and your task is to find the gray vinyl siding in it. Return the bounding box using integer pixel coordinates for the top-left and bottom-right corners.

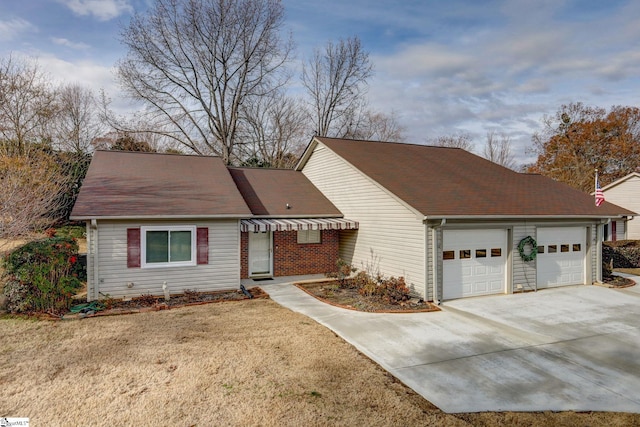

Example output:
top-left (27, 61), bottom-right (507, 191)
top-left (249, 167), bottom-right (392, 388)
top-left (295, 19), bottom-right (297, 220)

top-left (603, 176), bottom-right (640, 239)
top-left (88, 219), bottom-right (240, 300)
top-left (513, 224), bottom-right (537, 291)
top-left (302, 143), bottom-right (427, 298)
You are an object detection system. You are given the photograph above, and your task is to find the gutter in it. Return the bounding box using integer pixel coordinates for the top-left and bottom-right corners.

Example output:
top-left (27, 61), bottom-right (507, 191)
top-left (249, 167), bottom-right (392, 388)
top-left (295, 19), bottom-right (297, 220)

top-left (424, 214), bottom-right (630, 220)
top-left (70, 214), bottom-right (252, 221)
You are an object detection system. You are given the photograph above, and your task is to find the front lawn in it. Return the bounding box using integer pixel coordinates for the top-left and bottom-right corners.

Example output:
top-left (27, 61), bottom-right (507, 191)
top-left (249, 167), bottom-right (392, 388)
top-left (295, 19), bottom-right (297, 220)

top-left (1, 299), bottom-right (639, 426)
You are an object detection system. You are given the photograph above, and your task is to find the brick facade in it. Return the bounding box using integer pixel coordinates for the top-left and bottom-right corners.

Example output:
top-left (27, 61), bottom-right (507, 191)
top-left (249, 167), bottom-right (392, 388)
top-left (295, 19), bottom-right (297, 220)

top-left (240, 230), bottom-right (339, 278)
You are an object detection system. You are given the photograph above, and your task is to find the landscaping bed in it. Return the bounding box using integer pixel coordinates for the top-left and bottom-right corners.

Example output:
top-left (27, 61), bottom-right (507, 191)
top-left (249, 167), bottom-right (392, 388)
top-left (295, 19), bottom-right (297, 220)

top-left (64, 287), bottom-right (268, 318)
top-left (297, 280), bottom-right (439, 313)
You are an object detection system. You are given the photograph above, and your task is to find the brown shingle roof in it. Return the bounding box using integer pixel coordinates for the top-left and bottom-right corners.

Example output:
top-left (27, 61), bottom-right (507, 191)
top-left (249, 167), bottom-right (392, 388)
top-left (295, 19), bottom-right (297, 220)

top-left (228, 167), bottom-right (342, 217)
top-left (303, 137), bottom-right (635, 218)
top-left (70, 151), bottom-right (252, 219)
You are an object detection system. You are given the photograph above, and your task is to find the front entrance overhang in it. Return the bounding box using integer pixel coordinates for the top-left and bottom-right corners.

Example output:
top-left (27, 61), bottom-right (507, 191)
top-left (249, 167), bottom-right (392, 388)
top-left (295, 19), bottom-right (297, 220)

top-left (240, 218), bottom-right (359, 232)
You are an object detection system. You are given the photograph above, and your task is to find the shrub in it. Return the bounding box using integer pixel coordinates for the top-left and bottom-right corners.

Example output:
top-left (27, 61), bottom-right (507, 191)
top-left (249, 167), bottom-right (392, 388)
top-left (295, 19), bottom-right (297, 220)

top-left (1, 235), bottom-right (83, 315)
top-left (603, 240), bottom-right (640, 268)
top-left (326, 259), bottom-right (356, 287)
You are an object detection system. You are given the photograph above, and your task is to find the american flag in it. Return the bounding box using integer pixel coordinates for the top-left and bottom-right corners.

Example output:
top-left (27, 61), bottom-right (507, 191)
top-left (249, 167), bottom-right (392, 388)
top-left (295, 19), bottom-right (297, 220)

top-left (595, 172), bottom-right (605, 207)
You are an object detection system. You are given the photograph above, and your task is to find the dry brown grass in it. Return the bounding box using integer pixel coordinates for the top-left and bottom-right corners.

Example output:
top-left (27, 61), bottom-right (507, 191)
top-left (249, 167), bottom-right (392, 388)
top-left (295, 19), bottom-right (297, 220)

top-left (1, 299), bottom-right (639, 426)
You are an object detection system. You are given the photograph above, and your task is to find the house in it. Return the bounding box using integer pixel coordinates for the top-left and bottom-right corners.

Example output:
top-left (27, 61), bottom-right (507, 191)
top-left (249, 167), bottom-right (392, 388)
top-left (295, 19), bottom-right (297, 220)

top-left (598, 172), bottom-right (640, 240)
top-left (71, 138), bottom-right (634, 303)
top-left (70, 151), bottom-right (357, 300)
top-left (295, 137), bottom-right (635, 302)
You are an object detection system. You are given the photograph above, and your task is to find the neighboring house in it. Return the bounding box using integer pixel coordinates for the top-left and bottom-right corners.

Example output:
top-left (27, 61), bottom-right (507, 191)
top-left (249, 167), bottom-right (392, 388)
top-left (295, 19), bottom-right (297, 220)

top-left (70, 151), bottom-right (357, 300)
top-left (599, 172), bottom-right (640, 240)
top-left (296, 137), bottom-right (635, 302)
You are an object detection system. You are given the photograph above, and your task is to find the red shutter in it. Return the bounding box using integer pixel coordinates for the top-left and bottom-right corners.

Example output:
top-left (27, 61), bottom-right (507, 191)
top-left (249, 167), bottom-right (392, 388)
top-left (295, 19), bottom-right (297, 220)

top-left (127, 228), bottom-right (141, 268)
top-left (197, 227), bottom-right (209, 265)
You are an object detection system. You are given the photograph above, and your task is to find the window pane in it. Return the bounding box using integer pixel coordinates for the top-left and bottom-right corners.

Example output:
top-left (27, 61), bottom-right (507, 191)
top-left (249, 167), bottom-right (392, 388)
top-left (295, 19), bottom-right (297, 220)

top-left (476, 249), bottom-right (487, 258)
top-left (443, 250), bottom-right (455, 260)
top-left (537, 246), bottom-right (545, 254)
top-left (308, 229), bottom-right (321, 243)
top-left (147, 231), bottom-right (168, 263)
top-left (573, 244), bottom-right (581, 252)
top-left (561, 244), bottom-right (569, 253)
top-left (297, 229), bottom-right (321, 244)
top-left (548, 245), bottom-right (557, 253)
top-left (170, 231), bottom-right (192, 262)
top-left (460, 249), bottom-right (471, 259)
top-left (491, 248), bottom-right (502, 257)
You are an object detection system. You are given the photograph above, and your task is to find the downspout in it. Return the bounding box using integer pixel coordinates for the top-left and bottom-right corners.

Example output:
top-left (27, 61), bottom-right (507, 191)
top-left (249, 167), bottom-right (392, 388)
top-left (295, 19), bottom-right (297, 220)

top-left (90, 219), bottom-right (99, 301)
top-left (431, 218), bottom-right (446, 305)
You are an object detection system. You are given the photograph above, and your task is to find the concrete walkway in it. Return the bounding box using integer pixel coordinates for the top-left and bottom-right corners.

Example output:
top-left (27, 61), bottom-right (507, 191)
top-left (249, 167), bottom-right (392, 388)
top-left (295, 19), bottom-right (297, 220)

top-left (259, 277), bottom-right (640, 413)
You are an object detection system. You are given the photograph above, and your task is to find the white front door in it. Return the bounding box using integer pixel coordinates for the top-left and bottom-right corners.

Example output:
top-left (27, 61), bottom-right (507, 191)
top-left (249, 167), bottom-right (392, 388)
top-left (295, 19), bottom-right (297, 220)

top-left (537, 227), bottom-right (586, 288)
top-left (249, 231), bottom-right (272, 277)
top-left (442, 229), bottom-right (507, 300)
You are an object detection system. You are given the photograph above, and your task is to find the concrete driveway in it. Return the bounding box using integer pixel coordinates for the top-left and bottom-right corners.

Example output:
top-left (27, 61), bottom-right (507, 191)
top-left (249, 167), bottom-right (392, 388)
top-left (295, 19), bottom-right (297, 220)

top-left (261, 280), bottom-right (640, 413)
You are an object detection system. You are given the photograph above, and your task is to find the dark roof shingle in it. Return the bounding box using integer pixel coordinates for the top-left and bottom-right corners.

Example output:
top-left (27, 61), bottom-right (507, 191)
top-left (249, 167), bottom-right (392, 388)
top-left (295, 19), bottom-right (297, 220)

top-left (228, 167), bottom-right (342, 217)
top-left (70, 151), bottom-right (251, 219)
top-left (305, 137), bottom-right (635, 218)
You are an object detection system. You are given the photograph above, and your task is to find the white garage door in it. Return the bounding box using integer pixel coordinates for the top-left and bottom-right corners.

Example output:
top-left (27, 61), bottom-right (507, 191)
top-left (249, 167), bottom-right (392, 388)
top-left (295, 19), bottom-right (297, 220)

top-left (536, 227), bottom-right (586, 288)
top-left (443, 229), bottom-right (507, 300)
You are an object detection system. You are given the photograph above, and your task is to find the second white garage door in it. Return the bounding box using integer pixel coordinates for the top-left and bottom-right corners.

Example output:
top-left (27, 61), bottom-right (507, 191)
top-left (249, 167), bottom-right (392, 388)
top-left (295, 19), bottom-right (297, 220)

top-left (443, 229), bottom-right (507, 300)
top-left (537, 227), bottom-right (586, 288)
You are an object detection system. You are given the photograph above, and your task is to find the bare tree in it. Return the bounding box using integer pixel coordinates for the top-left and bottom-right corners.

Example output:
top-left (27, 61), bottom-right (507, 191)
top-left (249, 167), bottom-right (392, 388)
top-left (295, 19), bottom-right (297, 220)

top-left (302, 36), bottom-right (373, 137)
top-left (430, 133), bottom-right (475, 151)
top-left (342, 109), bottom-right (406, 142)
top-left (116, 0), bottom-right (293, 164)
top-left (240, 92), bottom-right (306, 168)
top-left (0, 149), bottom-right (67, 244)
top-left (483, 131), bottom-right (516, 169)
top-left (0, 55), bottom-right (56, 154)
top-left (53, 84), bottom-right (105, 154)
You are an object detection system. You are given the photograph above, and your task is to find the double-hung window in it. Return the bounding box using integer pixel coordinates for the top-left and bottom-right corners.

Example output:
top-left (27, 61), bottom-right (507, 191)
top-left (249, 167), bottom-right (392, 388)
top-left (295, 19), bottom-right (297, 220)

top-left (141, 226), bottom-right (197, 268)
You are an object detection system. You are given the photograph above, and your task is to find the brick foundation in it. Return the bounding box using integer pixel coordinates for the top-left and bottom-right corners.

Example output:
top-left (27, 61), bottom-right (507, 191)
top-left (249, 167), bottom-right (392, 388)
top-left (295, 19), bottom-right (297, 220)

top-left (241, 230), bottom-right (339, 278)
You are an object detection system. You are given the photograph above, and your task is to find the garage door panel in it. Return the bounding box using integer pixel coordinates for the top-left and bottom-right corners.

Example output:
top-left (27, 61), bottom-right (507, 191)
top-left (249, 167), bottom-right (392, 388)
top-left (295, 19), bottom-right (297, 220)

top-left (537, 227), bottom-right (586, 288)
top-left (443, 229), bottom-right (507, 300)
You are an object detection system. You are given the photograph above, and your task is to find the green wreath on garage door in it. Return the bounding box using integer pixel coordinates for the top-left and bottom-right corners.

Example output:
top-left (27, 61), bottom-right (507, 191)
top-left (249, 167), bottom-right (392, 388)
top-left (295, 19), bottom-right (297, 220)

top-left (518, 236), bottom-right (538, 262)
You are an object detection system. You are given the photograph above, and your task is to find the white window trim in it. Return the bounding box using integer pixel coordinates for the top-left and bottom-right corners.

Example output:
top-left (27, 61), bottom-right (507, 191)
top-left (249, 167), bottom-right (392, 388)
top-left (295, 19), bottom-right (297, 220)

top-left (141, 225), bottom-right (197, 268)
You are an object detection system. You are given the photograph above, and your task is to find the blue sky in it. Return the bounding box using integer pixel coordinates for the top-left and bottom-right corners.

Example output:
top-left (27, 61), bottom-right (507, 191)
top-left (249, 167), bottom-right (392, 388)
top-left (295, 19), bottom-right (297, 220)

top-left (1, 0), bottom-right (639, 165)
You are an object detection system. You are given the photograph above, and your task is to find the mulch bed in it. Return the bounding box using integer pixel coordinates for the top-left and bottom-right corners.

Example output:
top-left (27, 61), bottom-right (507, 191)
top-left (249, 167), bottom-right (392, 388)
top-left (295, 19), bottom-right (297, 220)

top-left (61, 287), bottom-right (268, 319)
top-left (600, 275), bottom-right (637, 288)
top-left (296, 281), bottom-right (440, 313)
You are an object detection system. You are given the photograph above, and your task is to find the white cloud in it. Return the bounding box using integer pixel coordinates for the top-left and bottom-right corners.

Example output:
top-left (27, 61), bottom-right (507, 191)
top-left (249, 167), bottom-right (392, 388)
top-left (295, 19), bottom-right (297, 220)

top-left (0, 18), bottom-right (36, 41)
top-left (51, 37), bottom-right (90, 50)
top-left (57, 0), bottom-right (133, 21)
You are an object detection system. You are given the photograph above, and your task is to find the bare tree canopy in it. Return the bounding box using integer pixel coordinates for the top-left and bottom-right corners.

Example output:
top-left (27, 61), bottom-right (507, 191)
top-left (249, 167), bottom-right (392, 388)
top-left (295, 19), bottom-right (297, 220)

top-left (302, 36), bottom-right (373, 138)
top-left (117, 0), bottom-right (293, 164)
top-left (241, 92), bottom-right (306, 168)
top-left (528, 102), bottom-right (640, 192)
top-left (430, 133), bottom-right (475, 151)
top-left (0, 149), bottom-right (67, 242)
top-left (340, 109), bottom-right (406, 142)
top-left (0, 56), bottom-right (56, 155)
top-left (483, 131), bottom-right (516, 170)
top-left (54, 84), bottom-right (105, 154)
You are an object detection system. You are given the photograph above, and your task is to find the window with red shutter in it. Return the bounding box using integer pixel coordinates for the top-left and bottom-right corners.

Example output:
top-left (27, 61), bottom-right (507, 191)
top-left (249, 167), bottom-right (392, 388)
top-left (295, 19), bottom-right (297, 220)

top-left (197, 227), bottom-right (208, 265)
top-left (127, 228), bottom-right (141, 268)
